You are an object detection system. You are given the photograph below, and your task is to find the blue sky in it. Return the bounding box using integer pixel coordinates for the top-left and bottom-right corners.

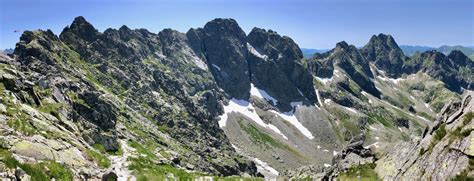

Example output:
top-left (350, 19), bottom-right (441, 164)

top-left (0, 0), bottom-right (473, 50)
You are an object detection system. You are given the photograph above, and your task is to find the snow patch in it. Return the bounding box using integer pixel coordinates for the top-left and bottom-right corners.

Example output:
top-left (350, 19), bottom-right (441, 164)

top-left (323, 149), bottom-right (329, 152)
top-left (333, 69), bottom-right (342, 78)
top-left (250, 83), bottom-right (278, 105)
top-left (191, 55), bottom-right (207, 70)
top-left (324, 163), bottom-right (332, 168)
top-left (252, 158), bottom-right (279, 178)
top-left (316, 76), bottom-right (333, 84)
top-left (369, 125), bottom-right (378, 131)
top-left (290, 101), bottom-right (303, 108)
top-left (211, 64), bottom-right (221, 71)
top-left (377, 75), bottom-right (404, 84)
top-left (218, 98), bottom-right (288, 140)
top-left (361, 91), bottom-right (373, 104)
top-left (343, 106), bottom-right (358, 114)
top-left (324, 99), bottom-right (332, 104)
top-left (364, 142), bottom-right (380, 149)
top-left (247, 43), bottom-right (268, 60)
top-left (317, 145), bottom-right (321, 149)
top-left (315, 89), bottom-right (324, 107)
top-left (333, 151), bottom-right (338, 156)
top-left (424, 102), bottom-right (434, 112)
top-left (154, 52), bottom-right (167, 59)
top-left (269, 109), bottom-right (315, 139)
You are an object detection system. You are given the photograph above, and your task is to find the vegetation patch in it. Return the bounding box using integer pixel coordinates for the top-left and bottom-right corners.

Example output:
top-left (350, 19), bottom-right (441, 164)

top-left (422, 123), bottom-right (447, 155)
top-left (0, 148), bottom-right (73, 180)
top-left (92, 143), bottom-right (123, 156)
top-left (238, 119), bottom-right (305, 158)
top-left (38, 101), bottom-right (64, 120)
top-left (336, 163), bottom-right (379, 181)
top-left (128, 140), bottom-right (207, 180)
top-left (7, 117), bottom-right (37, 136)
top-left (450, 112), bottom-right (473, 142)
top-left (452, 158), bottom-right (474, 181)
top-left (129, 161), bottom-right (204, 181)
top-left (418, 112), bottom-right (434, 121)
top-left (366, 107), bottom-right (395, 128)
top-left (433, 123), bottom-right (447, 141)
top-left (85, 148), bottom-right (111, 168)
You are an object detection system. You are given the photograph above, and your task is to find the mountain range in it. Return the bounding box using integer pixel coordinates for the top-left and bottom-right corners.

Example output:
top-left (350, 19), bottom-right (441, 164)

top-left (0, 16), bottom-right (472, 180)
top-left (302, 45), bottom-right (474, 61)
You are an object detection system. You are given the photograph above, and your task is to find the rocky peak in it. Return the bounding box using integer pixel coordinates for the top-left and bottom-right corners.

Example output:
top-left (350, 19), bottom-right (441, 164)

top-left (203, 18), bottom-right (246, 42)
top-left (247, 27), bottom-right (303, 61)
top-left (13, 29), bottom-right (64, 69)
top-left (247, 27), bottom-right (316, 107)
top-left (361, 33), bottom-right (406, 78)
top-left (335, 41), bottom-right (350, 50)
top-left (62, 16), bottom-right (100, 42)
top-left (199, 18), bottom-right (250, 100)
top-left (448, 50), bottom-right (472, 67)
top-left (368, 34), bottom-right (400, 49)
top-left (307, 40), bottom-right (381, 99)
top-left (117, 25), bottom-right (133, 40)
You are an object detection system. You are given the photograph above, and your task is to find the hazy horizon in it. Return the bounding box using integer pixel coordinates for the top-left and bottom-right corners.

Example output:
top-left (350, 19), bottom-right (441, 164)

top-left (1, 0), bottom-right (473, 50)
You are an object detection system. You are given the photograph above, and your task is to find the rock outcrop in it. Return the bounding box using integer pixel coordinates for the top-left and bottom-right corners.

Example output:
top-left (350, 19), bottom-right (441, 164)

top-left (375, 92), bottom-right (474, 180)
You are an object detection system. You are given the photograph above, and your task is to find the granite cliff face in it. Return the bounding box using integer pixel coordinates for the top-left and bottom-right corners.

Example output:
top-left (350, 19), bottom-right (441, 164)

top-left (0, 16), bottom-right (473, 180)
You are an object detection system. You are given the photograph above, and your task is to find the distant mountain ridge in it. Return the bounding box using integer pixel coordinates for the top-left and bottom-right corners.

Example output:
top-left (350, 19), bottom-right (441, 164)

top-left (399, 45), bottom-right (474, 60)
top-left (303, 45), bottom-right (474, 60)
top-left (398, 45), bottom-right (435, 56)
top-left (1, 48), bottom-right (13, 54)
top-left (301, 48), bottom-right (329, 58)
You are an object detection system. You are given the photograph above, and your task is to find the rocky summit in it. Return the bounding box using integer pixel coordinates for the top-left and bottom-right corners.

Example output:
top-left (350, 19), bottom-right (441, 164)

top-left (0, 16), bottom-right (473, 180)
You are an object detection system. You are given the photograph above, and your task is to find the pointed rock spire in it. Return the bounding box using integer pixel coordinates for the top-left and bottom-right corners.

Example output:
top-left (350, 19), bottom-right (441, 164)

top-left (61, 16), bottom-right (99, 42)
top-left (361, 33), bottom-right (406, 77)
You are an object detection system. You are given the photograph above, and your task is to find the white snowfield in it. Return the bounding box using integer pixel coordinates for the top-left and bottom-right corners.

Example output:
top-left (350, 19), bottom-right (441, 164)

top-left (250, 83), bottom-right (279, 105)
top-left (252, 157), bottom-right (279, 179)
top-left (218, 98), bottom-right (288, 140)
top-left (374, 67), bottom-right (407, 84)
top-left (247, 43), bottom-right (269, 60)
top-left (269, 107), bottom-right (315, 139)
top-left (250, 84), bottom-right (314, 139)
